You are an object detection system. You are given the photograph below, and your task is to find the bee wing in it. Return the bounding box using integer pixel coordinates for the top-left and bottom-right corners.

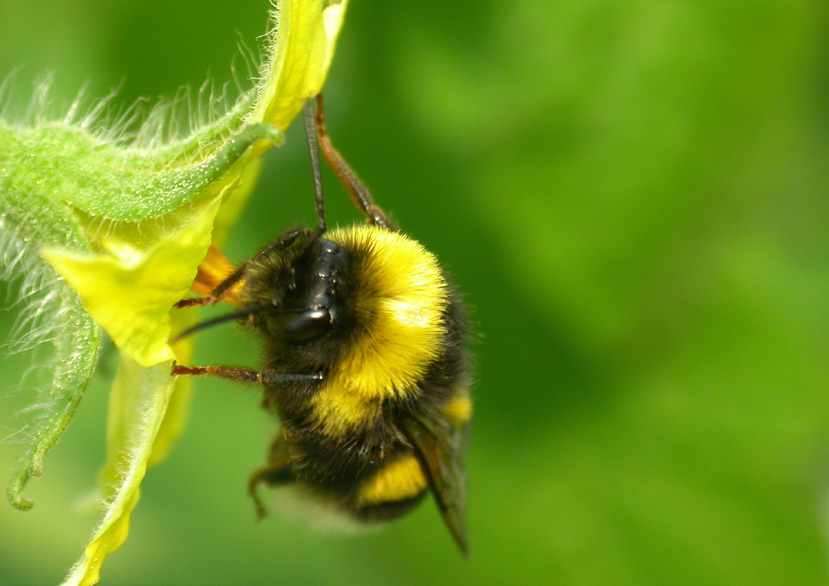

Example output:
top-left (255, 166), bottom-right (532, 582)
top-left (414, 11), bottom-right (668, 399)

top-left (400, 411), bottom-right (469, 556)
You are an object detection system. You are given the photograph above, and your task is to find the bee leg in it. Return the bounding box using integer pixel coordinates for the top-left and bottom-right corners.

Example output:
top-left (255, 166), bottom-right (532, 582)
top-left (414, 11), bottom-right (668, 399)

top-left (175, 229), bottom-right (311, 309)
top-left (247, 461), bottom-right (295, 520)
top-left (247, 437), bottom-right (296, 520)
top-left (313, 94), bottom-right (397, 231)
top-left (175, 244), bottom-right (242, 308)
top-left (172, 364), bottom-right (322, 385)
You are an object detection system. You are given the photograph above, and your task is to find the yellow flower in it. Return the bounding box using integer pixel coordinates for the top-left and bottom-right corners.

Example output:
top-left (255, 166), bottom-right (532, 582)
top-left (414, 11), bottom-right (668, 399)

top-left (0, 2), bottom-right (348, 584)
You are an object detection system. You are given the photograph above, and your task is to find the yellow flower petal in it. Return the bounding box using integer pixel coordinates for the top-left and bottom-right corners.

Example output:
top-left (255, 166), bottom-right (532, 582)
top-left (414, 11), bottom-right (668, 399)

top-left (62, 357), bottom-right (176, 586)
top-left (211, 156), bottom-right (265, 247)
top-left (252, 0), bottom-right (348, 128)
top-left (41, 196), bottom-right (223, 369)
top-left (148, 309), bottom-right (196, 467)
top-left (321, 0), bottom-right (348, 76)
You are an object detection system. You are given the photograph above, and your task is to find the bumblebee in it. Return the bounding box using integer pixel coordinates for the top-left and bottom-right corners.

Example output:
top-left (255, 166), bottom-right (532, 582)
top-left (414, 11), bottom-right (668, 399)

top-left (173, 96), bottom-right (471, 554)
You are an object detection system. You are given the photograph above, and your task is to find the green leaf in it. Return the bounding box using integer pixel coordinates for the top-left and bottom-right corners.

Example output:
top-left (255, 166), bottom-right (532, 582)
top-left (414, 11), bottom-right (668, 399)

top-left (0, 181), bottom-right (100, 511)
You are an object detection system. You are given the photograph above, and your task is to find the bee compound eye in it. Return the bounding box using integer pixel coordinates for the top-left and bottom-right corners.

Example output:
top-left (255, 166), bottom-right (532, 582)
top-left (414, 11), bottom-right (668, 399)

top-left (266, 308), bottom-right (331, 342)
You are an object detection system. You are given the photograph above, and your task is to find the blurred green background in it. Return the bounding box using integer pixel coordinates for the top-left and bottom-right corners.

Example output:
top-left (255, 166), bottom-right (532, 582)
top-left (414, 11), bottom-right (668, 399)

top-left (1, 1), bottom-right (827, 584)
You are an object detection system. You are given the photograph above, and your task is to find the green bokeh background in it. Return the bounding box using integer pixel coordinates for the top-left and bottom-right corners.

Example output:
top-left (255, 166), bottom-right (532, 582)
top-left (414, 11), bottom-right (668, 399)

top-left (1, 1), bottom-right (827, 584)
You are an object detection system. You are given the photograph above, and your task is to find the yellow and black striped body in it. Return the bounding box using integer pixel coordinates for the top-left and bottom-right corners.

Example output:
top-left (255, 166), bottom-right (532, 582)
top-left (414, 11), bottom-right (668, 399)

top-left (239, 224), bottom-right (471, 550)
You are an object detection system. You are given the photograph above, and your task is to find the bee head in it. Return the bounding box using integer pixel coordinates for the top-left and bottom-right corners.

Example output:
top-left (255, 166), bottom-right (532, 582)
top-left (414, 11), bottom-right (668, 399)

top-left (244, 232), bottom-right (353, 346)
top-left (173, 228), bottom-right (353, 350)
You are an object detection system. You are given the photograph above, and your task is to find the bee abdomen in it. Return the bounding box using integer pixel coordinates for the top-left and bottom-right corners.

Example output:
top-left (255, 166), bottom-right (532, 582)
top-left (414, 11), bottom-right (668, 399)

top-left (349, 452), bottom-right (429, 521)
top-left (356, 453), bottom-right (427, 503)
top-left (287, 448), bottom-right (430, 523)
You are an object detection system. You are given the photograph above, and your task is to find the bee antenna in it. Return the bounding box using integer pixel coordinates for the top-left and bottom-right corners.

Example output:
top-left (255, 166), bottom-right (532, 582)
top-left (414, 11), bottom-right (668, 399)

top-left (172, 303), bottom-right (274, 342)
top-left (304, 99), bottom-right (326, 237)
